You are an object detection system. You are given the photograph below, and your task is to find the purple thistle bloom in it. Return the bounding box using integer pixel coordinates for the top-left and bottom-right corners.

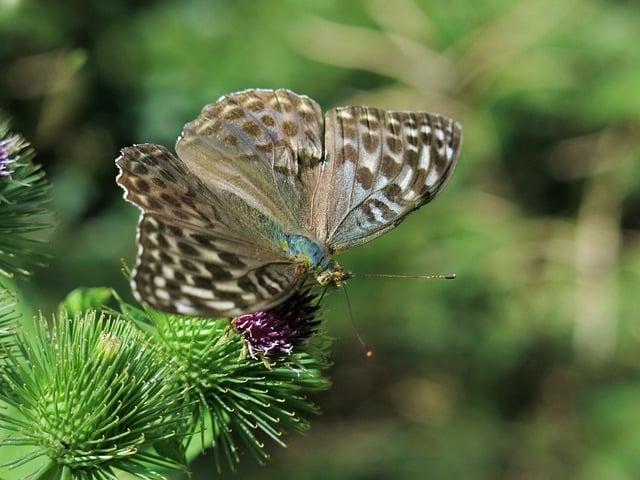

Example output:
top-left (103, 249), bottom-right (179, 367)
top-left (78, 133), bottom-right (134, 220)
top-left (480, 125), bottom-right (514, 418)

top-left (233, 290), bottom-right (321, 358)
top-left (0, 135), bottom-right (20, 177)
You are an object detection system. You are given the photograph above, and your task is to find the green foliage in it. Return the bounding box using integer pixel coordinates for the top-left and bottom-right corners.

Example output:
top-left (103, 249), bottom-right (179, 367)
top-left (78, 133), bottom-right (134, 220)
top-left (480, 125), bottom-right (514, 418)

top-left (59, 287), bottom-right (115, 317)
top-left (58, 287), bottom-right (333, 471)
top-left (0, 310), bottom-right (189, 479)
top-left (1, 0), bottom-right (640, 478)
top-left (0, 123), bottom-right (52, 279)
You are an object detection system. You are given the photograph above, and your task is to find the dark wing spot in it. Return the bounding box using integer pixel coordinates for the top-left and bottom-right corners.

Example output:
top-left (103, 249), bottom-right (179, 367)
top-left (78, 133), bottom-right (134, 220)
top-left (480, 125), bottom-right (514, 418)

top-left (167, 225), bottom-right (183, 237)
top-left (356, 167), bottom-right (374, 190)
top-left (178, 241), bottom-right (199, 256)
top-left (343, 144), bottom-right (358, 163)
top-left (156, 234), bottom-right (169, 249)
top-left (256, 143), bottom-right (274, 155)
top-left (193, 276), bottom-right (212, 288)
top-left (237, 277), bottom-right (256, 293)
top-left (261, 114), bottom-right (276, 127)
top-left (204, 262), bottom-right (233, 280)
top-left (381, 154), bottom-right (402, 178)
top-left (384, 183), bottom-right (403, 202)
top-left (151, 177), bottom-right (166, 188)
top-left (246, 100), bottom-right (265, 112)
top-left (223, 135), bottom-right (239, 147)
top-left (219, 252), bottom-right (245, 267)
top-left (224, 107), bottom-right (244, 120)
top-left (361, 132), bottom-right (379, 153)
top-left (386, 136), bottom-right (402, 154)
top-left (133, 164), bottom-right (149, 175)
top-left (282, 120), bottom-right (298, 136)
top-left (135, 179), bottom-right (150, 192)
top-left (242, 121), bottom-right (261, 137)
top-left (159, 252), bottom-right (173, 264)
top-left (147, 198), bottom-right (162, 210)
top-left (160, 193), bottom-right (180, 207)
top-left (410, 168), bottom-right (429, 194)
top-left (406, 135), bottom-right (418, 147)
top-left (180, 259), bottom-right (199, 272)
top-left (256, 272), bottom-right (280, 295)
top-left (404, 149), bottom-right (419, 169)
top-left (191, 233), bottom-right (213, 246)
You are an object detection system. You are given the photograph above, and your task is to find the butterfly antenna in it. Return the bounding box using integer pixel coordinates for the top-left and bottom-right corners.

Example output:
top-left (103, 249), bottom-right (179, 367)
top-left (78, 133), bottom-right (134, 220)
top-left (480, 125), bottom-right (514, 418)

top-left (342, 285), bottom-right (374, 359)
top-left (353, 272), bottom-right (457, 280)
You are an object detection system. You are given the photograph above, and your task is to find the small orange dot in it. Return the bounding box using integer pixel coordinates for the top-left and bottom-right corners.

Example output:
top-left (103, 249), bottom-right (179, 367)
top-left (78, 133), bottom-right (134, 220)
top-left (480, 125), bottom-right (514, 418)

top-left (365, 350), bottom-right (374, 359)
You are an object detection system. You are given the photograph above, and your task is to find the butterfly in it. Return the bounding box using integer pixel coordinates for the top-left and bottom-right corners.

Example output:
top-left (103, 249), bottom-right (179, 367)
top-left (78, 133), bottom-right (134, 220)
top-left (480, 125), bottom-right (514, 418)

top-left (116, 89), bottom-right (462, 317)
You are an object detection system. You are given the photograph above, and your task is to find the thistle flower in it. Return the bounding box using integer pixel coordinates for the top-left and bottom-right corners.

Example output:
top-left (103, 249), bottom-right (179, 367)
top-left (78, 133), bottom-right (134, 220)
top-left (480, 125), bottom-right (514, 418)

top-left (0, 310), bottom-right (189, 479)
top-left (233, 290), bottom-right (321, 358)
top-left (0, 122), bottom-right (52, 278)
top-left (0, 134), bottom-right (20, 177)
top-left (114, 294), bottom-right (331, 471)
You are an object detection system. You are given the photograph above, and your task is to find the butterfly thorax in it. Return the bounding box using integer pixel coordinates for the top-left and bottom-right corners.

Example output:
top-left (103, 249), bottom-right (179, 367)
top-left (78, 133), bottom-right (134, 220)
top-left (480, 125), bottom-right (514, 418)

top-left (279, 233), bottom-right (349, 287)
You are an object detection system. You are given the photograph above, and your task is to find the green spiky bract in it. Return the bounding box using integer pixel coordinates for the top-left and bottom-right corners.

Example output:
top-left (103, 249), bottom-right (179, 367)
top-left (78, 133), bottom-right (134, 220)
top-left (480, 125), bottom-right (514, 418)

top-left (0, 310), bottom-right (190, 479)
top-left (0, 289), bottom-right (18, 349)
top-left (116, 297), bottom-right (332, 471)
top-left (0, 122), bottom-right (52, 279)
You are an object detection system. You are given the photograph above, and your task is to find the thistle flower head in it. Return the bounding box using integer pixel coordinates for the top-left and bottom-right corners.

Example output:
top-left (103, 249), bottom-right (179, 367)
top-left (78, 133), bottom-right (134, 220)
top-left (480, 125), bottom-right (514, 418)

top-left (0, 133), bottom-right (22, 177)
top-left (0, 121), bottom-right (52, 278)
top-left (114, 292), bottom-right (331, 472)
top-left (233, 290), bottom-right (320, 358)
top-left (0, 310), bottom-right (189, 479)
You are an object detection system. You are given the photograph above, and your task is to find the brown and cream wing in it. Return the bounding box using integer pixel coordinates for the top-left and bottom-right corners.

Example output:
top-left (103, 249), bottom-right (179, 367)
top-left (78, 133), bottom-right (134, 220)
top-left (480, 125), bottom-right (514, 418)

top-left (175, 88), bottom-right (324, 233)
top-left (116, 143), bottom-right (301, 317)
top-left (312, 107), bottom-right (462, 252)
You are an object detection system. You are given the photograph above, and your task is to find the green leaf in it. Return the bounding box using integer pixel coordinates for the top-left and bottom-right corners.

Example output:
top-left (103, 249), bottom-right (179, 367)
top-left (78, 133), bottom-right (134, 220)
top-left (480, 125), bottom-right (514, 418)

top-left (59, 287), bottom-right (114, 315)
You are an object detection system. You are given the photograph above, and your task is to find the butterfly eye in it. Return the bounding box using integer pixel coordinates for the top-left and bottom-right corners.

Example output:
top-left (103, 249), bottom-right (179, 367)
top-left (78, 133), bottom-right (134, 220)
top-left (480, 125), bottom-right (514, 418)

top-left (316, 271), bottom-right (332, 286)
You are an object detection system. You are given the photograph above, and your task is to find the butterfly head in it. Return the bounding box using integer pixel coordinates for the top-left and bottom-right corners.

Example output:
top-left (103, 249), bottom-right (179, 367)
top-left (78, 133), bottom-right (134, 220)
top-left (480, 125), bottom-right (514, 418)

top-left (316, 261), bottom-right (351, 288)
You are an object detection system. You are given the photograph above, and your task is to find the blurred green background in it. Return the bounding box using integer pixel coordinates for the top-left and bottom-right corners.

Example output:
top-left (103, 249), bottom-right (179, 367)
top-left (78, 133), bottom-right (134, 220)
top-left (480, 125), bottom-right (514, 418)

top-left (2, 0), bottom-right (640, 478)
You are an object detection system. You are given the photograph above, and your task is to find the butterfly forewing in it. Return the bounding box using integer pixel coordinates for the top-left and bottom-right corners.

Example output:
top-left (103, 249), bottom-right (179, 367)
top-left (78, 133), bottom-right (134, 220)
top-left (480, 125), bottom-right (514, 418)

top-left (314, 107), bottom-right (461, 252)
top-left (175, 89), bottom-right (324, 233)
top-left (116, 143), bottom-right (301, 317)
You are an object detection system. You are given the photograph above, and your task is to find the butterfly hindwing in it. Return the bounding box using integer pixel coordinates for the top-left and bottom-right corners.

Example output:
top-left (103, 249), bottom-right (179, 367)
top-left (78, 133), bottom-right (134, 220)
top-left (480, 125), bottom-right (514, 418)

top-left (134, 214), bottom-right (300, 316)
top-left (116, 143), bottom-right (301, 317)
top-left (314, 107), bottom-right (461, 252)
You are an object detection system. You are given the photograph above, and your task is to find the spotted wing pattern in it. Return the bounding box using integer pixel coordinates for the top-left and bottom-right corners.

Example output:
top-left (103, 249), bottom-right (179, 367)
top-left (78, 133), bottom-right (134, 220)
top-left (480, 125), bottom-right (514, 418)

top-left (116, 143), bottom-right (301, 317)
top-left (175, 88), bottom-right (324, 233)
top-left (116, 90), bottom-right (462, 317)
top-left (312, 107), bottom-right (462, 252)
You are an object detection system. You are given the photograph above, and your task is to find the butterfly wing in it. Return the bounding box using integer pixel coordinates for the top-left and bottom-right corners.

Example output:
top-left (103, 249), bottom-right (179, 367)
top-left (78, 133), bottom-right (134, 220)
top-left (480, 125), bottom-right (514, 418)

top-left (312, 107), bottom-right (462, 252)
top-left (116, 143), bottom-right (302, 317)
top-left (175, 88), bottom-right (324, 233)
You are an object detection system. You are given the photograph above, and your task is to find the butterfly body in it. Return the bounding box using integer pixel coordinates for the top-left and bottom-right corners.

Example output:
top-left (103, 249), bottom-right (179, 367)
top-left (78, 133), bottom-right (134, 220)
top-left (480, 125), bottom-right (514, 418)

top-left (116, 89), bottom-right (461, 317)
top-left (275, 232), bottom-right (348, 287)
